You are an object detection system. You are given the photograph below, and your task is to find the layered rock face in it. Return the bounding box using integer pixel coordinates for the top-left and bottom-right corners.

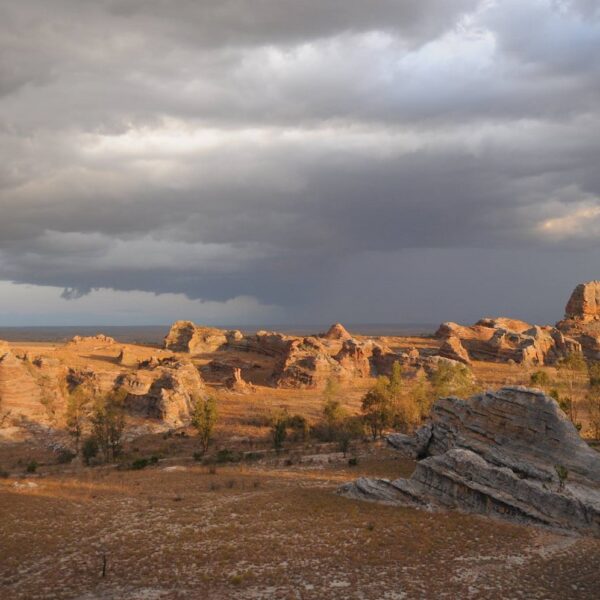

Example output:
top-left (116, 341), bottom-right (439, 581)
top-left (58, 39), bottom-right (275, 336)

top-left (164, 321), bottom-right (228, 353)
top-left (69, 357), bottom-right (206, 427)
top-left (271, 329), bottom-right (373, 388)
top-left (119, 358), bottom-right (206, 427)
top-left (565, 281), bottom-right (600, 319)
top-left (557, 281), bottom-right (600, 359)
top-left (339, 387), bottom-right (600, 536)
top-left (436, 319), bottom-right (579, 365)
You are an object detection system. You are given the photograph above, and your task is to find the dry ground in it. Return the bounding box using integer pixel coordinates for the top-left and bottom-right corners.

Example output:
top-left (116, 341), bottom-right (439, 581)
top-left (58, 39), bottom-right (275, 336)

top-left (2, 448), bottom-right (600, 600)
top-left (2, 337), bottom-right (600, 599)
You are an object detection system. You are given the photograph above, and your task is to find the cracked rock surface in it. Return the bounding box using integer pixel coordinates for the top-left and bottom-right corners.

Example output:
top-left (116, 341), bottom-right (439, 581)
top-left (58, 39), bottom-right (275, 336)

top-left (340, 387), bottom-right (600, 536)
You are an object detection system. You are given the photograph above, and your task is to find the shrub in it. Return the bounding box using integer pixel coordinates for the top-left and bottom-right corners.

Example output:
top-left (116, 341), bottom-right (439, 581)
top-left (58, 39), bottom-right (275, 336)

top-left (131, 458), bottom-right (149, 470)
top-left (56, 449), bottom-right (76, 464)
top-left (82, 436), bottom-right (99, 466)
top-left (192, 395), bottom-right (218, 453)
top-left (26, 460), bottom-right (38, 474)
top-left (269, 410), bottom-right (289, 451)
top-left (216, 448), bottom-right (241, 463)
top-left (348, 457), bottom-right (359, 467)
top-left (0, 470), bottom-right (9, 479)
top-left (530, 370), bottom-right (551, 389)
top-left (193, 451), bottom-right (204, 462)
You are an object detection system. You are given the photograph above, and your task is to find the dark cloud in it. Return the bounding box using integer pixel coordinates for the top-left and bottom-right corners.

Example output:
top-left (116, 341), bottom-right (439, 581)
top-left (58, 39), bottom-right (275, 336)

top-left (1, 0), bottom-right (600, 323)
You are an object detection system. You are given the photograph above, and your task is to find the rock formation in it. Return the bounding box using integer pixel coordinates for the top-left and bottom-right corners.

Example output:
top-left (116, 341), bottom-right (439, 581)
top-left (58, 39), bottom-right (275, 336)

top-left (117, 347), bottom-right (138, 367)
top-left (436, 319), bottom-right (579, 365)
top-left (67, 357), bottom-right (206, 428)
top-left (321, 323), bottom-right (352, 341)
top-left (68, 334), bottom-right (115, 347)
top-left (164, 321), bottom-right (228, 354)
top-left (557, 281), bottom-right (600, 359)
top-left (224, 367), bottom-right (254, 393)
top-left (119, 358), bottom-right (206, 427)
top-left (339, 387), bottom-right (600, 536)
top-left (438, 335), bottom-right (471, 365)
top-left (565, 281), bottom-right (600, 320)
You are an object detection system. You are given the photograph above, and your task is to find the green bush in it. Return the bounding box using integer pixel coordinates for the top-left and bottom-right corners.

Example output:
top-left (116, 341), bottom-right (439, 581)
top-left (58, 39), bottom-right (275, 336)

top-left (26, 460), bottom-right (38, 474)
top-left (348, 457), bottom-right (359, 467)
top-left (82, 437), bottom-right (99, 466)
top-left (56, 449), bottom-right (76, 464)
top-left (216, 448), bottom-right (242, 463)
top-left (131, 458), bottom-right (149, 470)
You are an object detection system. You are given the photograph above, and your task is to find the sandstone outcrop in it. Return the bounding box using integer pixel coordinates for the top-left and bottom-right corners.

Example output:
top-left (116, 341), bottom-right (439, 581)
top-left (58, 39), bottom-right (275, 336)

top-left (117, 348), bottom-right (138, 367)
top-left (557, 281), bottom-right (600, 359)
top-left (68, 334), bottom-right (115, 347)
top-left (565, 281), bottom-right (600, 319)
top-left (436, 319), bottom-right (579, 365)
top-left (321, 323), bottom-right (352, 341)
top-left (164, 321), bottom-right (228, 354)
top-left (438, 335), bottom-right (471, 365)
top-left (224, 367), bottom-right (254, 393)
top-left (119, 358), bottom-right (206, 427)
top-left (271, 329), bottom-right (373, 388)
top-left (68, 357), bottom-right (206, 427)
top-left (339, 387), bottom-right (600, 536)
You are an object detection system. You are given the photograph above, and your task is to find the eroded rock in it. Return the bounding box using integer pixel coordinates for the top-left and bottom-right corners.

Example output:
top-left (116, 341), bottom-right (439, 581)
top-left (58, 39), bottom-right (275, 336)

top-left (164, 321), bottom-right (228, 353)
top-left (339, 387), bottom-right (600, 536)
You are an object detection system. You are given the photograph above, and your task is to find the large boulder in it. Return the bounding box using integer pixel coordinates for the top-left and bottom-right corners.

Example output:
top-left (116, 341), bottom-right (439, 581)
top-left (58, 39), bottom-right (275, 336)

top-left (164, 321), bottom-right (228, 354)
top-left (339, 387), bottom-right (600, 536)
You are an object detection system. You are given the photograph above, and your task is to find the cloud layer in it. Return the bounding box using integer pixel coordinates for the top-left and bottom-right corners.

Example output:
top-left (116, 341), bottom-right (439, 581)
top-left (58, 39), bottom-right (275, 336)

top-left (1, 0), bottom-right (600, 325)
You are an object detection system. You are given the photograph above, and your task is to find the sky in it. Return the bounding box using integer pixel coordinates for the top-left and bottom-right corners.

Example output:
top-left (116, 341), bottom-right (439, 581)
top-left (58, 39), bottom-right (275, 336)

top-left (1, 0), bottom-right (600, 327)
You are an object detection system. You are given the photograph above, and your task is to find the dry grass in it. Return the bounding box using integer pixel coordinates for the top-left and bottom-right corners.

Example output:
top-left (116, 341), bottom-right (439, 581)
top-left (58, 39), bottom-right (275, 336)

top-left (2, 448), bottom-right (600, 599)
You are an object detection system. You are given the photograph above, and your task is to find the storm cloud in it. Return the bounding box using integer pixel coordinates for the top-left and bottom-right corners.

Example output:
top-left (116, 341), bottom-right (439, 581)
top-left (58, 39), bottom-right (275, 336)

top-left (1, 0), bottom-right (600, 325)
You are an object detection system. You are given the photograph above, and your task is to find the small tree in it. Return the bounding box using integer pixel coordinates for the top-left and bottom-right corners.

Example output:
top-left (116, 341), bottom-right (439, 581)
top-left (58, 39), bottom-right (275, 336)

top-left (556, 351), bottom-right (587, 424)
top-left (191, 395), bottom-right (218, 454)
top-left (65, 386), bottom-right (90, 454)
top-left (287, 414), bottom-right (310, 441)
top-left (82, 437), bottom-right (99, 466)
top-left (555, 464), bottom-right (569, 492)
top-left (388, 361), bottom-right (403, 403)
top-left (91, 389), bottom-right (127, 463)
top-left (530, 370), bottom-right (551, 390)
top-left (270, 410), bottom-right (289, 452)
top-left (429, 361), bottom-right (474, 399)
top-left (361, 376), bottom-right (394, 440)
top-left (322, 397), bottom-right (346, 441)
top-left (585, 393), bottom-right (600, 440)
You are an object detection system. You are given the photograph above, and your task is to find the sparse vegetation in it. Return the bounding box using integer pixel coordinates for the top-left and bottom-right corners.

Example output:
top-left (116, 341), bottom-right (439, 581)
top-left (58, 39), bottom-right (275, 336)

top-left (429, 361), bottom-right (475, 399)
top-left (191, 394), bottom-right (218, 454)
top-left (90, 389), bottom-right (127, 463)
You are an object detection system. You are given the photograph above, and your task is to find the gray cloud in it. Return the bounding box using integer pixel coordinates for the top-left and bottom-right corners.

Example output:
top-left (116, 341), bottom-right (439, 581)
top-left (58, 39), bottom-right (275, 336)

top-left (1, 0), bottom-right (600, 324)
